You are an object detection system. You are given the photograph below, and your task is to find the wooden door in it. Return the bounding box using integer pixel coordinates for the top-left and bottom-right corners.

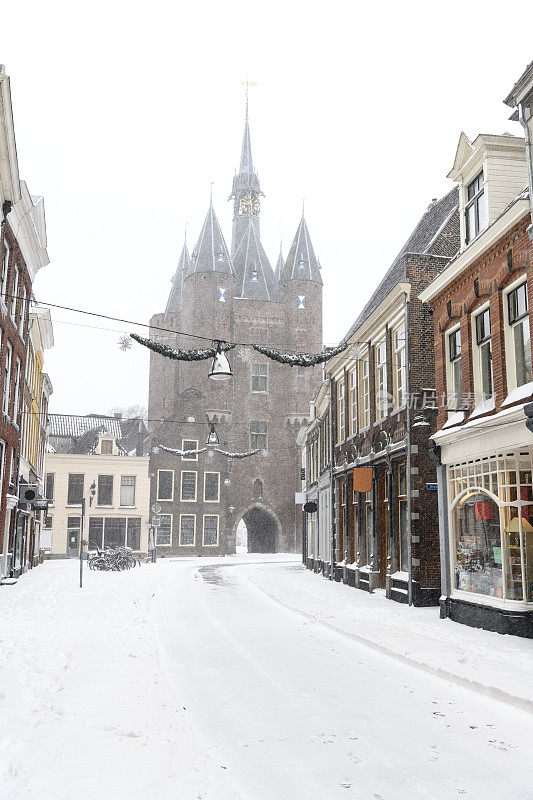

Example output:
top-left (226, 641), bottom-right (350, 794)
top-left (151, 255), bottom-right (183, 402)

top-left (378, 470), bottom-right (387, 588)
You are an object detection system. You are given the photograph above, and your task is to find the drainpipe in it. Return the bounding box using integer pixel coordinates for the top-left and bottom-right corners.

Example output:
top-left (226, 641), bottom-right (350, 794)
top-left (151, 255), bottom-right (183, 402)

top-left (328, 373), bottom-right (335, 579)
top-left (404, 292), bottom-right (413, 606)
top-left (518, 104), bottom-right (533, 242)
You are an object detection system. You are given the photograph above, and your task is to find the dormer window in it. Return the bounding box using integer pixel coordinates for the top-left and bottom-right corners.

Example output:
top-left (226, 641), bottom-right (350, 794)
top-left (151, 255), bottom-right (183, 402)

top-left (216, 251), bottom-right (225, 263)
top-left (251, 270), bottom-right (258, 282)
top-left (101, 439), bottom-right (113, 454)
top-left (465, 171), bottom-right (485, 244)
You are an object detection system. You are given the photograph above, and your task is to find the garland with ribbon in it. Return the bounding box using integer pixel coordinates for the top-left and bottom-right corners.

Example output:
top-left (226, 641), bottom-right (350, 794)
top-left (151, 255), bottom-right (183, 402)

top-left (130, 334), bottom-right (235, 361)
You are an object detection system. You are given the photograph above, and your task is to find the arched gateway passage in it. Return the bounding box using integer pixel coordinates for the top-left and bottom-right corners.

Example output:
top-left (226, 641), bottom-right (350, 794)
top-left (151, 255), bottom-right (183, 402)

top-left (234, 504), bottom-right (282, 553)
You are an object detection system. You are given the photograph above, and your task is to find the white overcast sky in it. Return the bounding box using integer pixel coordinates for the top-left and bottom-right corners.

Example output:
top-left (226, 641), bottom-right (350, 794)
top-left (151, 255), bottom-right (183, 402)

top-left (1, 1), bottom-right (532, 416)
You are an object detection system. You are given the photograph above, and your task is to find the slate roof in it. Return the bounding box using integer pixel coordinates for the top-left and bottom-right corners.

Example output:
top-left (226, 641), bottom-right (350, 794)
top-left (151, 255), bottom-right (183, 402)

top-left (165, 239), bottom-right (190, 314)
top-left (188, 202), bottom-right (235, 276)
top-left (233, 219), bottom-right (277, 300)
top-left (343, 187), bottom-right (459, 342)
top-left (48, 414), bottom-right (149, 456)
top-left (281, 214), bottom-right (323, 284)
top-left (49, 414), bottom-right (123, 439)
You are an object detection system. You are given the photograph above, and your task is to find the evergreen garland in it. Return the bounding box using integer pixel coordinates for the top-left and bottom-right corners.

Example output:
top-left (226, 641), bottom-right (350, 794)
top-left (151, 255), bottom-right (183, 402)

top-left (251, 341), bottom-right (348, 366)
top-left (130, 334), bottom-right (236, 361)
top-left (159, 444), bottom-right (263, 459)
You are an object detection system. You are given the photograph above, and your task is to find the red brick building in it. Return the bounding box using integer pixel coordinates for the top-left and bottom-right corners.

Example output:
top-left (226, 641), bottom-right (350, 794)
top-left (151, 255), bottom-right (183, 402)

top-left (0, 67), bottom-right (49, 579)
top-left (420, 131), bottom-right (533, 636)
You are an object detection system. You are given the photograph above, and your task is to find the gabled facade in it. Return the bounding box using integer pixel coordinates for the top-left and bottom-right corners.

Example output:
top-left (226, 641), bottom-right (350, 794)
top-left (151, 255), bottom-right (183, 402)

top-left (45, 414), bottom-right (150, 558)
top-left (303, 189), bottom-right (460, 605)
top-left (420, 130), bottom-right (533, 637)
top-left (147, 103), bottom-right (324, 556)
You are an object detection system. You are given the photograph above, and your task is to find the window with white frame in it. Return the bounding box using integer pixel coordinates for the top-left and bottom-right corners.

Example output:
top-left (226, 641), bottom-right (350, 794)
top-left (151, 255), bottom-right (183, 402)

top-left (251, 363), bottom-right (267, 393)
top-left (203, 515), bottom-right (219, 547)
top-left (19, 287), bottom-right (26, 337)
top-left (0, 439), bottom-right (5, 491)
top-left (336, 377), bottom-right (345, 442)
top-left (359, 355), bottom-right (370, 429)
top-left (180, 470), bottom-right (197, 502)
top-left (250, 421), bottom-right (267, 450)
top-left (0, 239), bottom-right (9, 300)
top-left (393, 324), bottom-right (406, 408)
top-left (120, 475), bottom-right (136, 506)
top-left (507, 281), bottom-right (532, 389)
top-left (375, 341), bottom-right (387, 420)
top-left (447, 327), bottom-right (463, 410)
top-left (465, 170), bottom-right (485, 244)
top-left (474, 307), bottom-right (493, 402)
top-left (13, 359), bottom-right (21, 424)
top-left (10, 266), bottom-right (18, 320)
top-left (349, 369), bottom-right (357, 436)
top-left (3, 342), bottom-right (12, 416)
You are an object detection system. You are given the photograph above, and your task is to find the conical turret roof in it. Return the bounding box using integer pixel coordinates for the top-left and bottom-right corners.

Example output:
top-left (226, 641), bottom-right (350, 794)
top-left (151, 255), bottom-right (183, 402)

top-left (281, 214), bottom-right (322, 284)
top-left (165, 239), bottom-right (190, 314)
top-left (188, 202), bottom-right (235, 276)
top-left (233, 218), bottom-right (277, 301)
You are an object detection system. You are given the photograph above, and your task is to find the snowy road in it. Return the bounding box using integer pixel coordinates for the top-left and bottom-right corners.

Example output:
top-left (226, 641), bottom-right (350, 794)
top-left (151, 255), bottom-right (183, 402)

top-left (2, 556), bottom-right (533, 800)
top-left (152, 557), bottom-right (533, 800)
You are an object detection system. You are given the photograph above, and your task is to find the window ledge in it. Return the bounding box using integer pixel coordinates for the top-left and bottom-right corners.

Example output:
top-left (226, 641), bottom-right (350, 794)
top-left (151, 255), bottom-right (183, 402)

top-left (501, 381), bottom-right (533, 407)
top-left (443, 411), bottom-right (465, 430)
top-left (469, 397), bottom-right (496, 419)
top-left (119, 505), bottom-right (136, 509)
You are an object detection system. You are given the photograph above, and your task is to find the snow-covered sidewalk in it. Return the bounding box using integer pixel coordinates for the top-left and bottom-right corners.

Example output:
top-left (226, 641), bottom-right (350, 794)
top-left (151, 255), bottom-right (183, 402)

top-left (239, 561), bottom-right (533, 714)
top-left (0, 559), bottom-right (241, 800)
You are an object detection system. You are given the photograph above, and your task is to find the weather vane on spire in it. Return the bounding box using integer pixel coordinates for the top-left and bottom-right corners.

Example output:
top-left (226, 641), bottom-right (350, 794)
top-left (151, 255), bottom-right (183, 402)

top-left (241, 80), bottom-right (257, 107)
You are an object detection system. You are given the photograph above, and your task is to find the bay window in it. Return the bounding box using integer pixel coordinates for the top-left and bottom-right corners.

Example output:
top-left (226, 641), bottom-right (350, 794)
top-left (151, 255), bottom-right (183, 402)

top-left (449, 454), bottom-right (533, 603)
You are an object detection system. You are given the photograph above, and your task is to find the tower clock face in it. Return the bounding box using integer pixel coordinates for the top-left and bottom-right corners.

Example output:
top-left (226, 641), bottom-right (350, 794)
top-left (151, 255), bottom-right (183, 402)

top-left (240, 194), bottom-right (260, 215)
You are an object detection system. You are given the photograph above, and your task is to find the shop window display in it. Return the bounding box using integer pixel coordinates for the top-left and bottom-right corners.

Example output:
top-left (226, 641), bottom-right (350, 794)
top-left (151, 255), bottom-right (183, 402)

top-left (450, 454), bottom-right (533, 603)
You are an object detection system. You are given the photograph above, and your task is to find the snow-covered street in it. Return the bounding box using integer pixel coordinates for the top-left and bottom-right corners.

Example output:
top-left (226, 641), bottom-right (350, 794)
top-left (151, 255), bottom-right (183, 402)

top-left (2, 556), bottom-right (533, 800)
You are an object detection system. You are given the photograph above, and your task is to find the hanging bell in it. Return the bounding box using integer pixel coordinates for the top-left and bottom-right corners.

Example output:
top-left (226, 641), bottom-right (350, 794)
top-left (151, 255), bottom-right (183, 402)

top-left (208, 342), bottom-right (233, 381)
top-left (206, 423), bottom-right (220, 446)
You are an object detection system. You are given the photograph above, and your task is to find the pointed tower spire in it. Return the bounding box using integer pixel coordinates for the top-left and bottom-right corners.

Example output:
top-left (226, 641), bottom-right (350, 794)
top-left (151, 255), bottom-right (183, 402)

top-left (282, 213), bottom-right (323, 285)
top-left (230, 100), bottom-right (263, 254)
top-left (275, 240), bottom-right (284, 280)
top-left (165, 237), bottom-right (190, 315)
top-left (190, 201), bottom-right (235, 276)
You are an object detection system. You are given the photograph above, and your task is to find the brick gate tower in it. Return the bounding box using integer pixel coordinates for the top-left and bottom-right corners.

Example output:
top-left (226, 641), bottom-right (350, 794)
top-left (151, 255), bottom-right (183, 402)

top-left (147, 102), bottom-right (323, 555)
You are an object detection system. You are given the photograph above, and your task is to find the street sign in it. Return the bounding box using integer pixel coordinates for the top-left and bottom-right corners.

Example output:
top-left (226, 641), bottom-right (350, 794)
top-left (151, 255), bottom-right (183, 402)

top-left (151, 502), bottom-right (162, 514)
top-left (426, 483), bottom-right (438, 491)
top-left (152, 514), bottom-right (161, 528)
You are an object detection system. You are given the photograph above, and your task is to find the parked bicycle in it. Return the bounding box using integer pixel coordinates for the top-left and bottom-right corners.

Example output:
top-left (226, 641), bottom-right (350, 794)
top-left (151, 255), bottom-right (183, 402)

top-left (88, 546), bottom-right (140, 571)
